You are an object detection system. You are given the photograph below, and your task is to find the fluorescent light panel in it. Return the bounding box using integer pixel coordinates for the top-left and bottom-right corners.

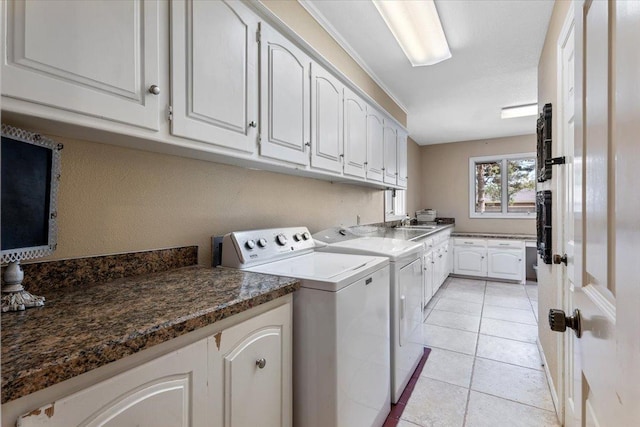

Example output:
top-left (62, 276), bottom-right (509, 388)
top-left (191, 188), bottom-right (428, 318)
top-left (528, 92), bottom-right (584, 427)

top-left (501, 103), bottom-right (538, 119)
top-left (373, 0), bottom-right (451, 67)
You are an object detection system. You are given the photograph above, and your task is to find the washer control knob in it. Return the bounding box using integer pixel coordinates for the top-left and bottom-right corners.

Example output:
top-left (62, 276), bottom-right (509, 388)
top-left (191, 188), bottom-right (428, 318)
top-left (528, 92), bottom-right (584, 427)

top-left (302, 232), bottom-right (311, 240)
top-left (293, 233), bottom-right (303, 242)
top-left (245, 240), bottom-right (256, 250)
top-left (257, 238), bottom-right (268, 248)
top-left (276, 234), bottom-right (288, 246)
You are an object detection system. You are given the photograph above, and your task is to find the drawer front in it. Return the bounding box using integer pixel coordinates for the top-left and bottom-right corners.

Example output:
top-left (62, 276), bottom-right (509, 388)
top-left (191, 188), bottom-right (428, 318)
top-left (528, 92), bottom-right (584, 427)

top-left (453, 238), bottom-right (486, 247)
top-left (487, 239), bottom-right (524, 249)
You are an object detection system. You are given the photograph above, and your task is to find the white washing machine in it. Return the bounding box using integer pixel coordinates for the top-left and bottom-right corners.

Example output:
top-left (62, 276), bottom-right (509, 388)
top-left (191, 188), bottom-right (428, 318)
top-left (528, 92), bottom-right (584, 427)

top-left (313, 230), bottom-right (424, 404)
top-left (220, 227), bottom-right (391, 427)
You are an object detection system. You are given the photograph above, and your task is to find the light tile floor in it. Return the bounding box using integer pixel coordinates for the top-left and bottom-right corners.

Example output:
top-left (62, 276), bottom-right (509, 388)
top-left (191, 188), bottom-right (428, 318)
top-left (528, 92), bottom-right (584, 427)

top-left (402, 277), bottom-right (561, 427)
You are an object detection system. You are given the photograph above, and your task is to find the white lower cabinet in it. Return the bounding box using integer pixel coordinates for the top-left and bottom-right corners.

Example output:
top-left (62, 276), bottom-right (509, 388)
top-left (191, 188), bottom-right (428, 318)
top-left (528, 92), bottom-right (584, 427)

top-left (17, 340), bottom-right (209, 427)
top-left (209, 302), bottom-right (291, 427)
top-left (453, 247), bottom-right (487, 277)
top-left (423, 251), bottom-right (434, 308)
top-left (421, 231), bottom-right (452, 308)
top-left (16, 300), bottom-right (292, 427)
top-left (452, 238), bottom-right (525, 283)
top-left (487, 248), bottom-right (524, 281)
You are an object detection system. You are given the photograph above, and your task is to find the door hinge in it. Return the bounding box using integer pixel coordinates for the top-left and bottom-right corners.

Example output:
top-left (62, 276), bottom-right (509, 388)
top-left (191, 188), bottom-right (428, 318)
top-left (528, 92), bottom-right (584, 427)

top-left (168, 105), bottom-right (173, 121)
top-left (256, 28), bottom-right (261, 44)
top-left (545, 156), bottom-right (566, 166)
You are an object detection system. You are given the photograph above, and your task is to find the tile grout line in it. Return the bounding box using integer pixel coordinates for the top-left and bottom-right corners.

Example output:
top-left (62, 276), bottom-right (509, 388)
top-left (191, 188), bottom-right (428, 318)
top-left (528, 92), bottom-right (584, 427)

top-left (461, 279), bottom-right (487, 427)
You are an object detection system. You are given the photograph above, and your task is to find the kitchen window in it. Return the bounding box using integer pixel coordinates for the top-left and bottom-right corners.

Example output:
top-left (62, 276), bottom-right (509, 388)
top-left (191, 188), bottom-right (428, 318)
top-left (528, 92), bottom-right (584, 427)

top-left (384, 189), bottom-right (407, 221)
top-left (469, 153), bottom-right (536, 219)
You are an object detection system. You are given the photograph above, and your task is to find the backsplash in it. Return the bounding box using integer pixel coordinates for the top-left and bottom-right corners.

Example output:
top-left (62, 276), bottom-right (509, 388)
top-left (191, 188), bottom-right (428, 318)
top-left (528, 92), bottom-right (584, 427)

top-left (1, 246), bottom-right (198, 296)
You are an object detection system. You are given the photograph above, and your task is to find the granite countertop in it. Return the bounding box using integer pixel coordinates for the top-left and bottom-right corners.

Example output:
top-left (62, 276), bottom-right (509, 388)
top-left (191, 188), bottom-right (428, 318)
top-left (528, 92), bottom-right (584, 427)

top-left (1, 266), bottom-right (300, 403)
top-left (451, 231), bottom-right (536, 240)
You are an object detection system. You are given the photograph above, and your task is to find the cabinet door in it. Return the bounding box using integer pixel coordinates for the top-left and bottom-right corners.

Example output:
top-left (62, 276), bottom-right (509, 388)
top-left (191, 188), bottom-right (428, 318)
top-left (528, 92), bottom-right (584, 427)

top-left (310, 63), bottom-right (343, 173)
top-left (2, 0), bottom-right (160, 130)
top-left (17, 340), bottom-right (208, 427)
top-left (209, 303), bottom-right (292, 427)
top-left (259, 24), bottom-right (311, 166)
top-left (453, 247), bottom-right (487, 276)
top-left (383, 122), bottom-right (398, 185)
top-left (423, 252), bottom-right (434, 308)
top-left (342, 87), bottom-right (368, 178)
top-left (366, 109), bottom-right (385, 182)
top-left (171, 0), bottom-right (258, 152)
top-left (396, 129), bottom-right (408, 188)
top-left (487, 248), bottom-right (524, 281)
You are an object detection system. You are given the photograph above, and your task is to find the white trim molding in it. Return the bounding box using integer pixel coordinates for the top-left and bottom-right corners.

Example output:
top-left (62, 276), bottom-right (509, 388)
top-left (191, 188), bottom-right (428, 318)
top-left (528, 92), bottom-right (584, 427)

top-left (537, 338), bottom-right (562, 422)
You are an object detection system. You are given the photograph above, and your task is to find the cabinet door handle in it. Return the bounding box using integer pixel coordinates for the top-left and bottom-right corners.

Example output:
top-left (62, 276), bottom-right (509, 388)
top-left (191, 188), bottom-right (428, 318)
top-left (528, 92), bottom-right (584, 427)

top-left (400, 295), bottom-right (406, 319)
top-left (499, 243), bottom-right (510, 246)
top-left (249, 121), bottom-right (257, 128)
top-left (256, 358), bottom-right (267, 369)
top-left (148, 84), bottom-right (160, 95)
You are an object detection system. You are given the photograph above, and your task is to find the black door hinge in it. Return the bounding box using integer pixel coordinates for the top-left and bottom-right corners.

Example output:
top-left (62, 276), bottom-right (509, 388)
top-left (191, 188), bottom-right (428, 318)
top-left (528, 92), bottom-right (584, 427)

top-left (545, 156), bottom-right (566, 166)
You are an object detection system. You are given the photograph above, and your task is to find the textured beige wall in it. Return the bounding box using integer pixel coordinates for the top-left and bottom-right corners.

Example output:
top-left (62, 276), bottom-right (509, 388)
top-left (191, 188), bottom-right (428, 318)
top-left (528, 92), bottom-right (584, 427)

top-left (419, 134), bottom-right (536, 234)
top-left (37, 136), bottom-right (383, 266)
top-left (536, 0), bottom-right (572, 405)
top-left (260, 0), bottom-right (406, 126)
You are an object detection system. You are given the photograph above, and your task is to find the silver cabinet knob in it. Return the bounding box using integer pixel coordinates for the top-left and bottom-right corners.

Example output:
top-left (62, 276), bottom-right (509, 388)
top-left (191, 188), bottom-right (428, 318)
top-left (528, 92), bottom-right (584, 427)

top-left (256, 358), bottom-right (267, 369)
top-left (148, 85), bottom-right (160, 95)
top-left (249, 121), bottom-right (257, 128)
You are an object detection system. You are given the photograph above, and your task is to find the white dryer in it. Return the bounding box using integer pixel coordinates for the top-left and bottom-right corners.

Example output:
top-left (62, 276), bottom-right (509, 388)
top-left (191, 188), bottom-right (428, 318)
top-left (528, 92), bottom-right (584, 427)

top-left (221, 227), bottom-right (391, 427)
top-left (313, 230), bottom-right (424, 404)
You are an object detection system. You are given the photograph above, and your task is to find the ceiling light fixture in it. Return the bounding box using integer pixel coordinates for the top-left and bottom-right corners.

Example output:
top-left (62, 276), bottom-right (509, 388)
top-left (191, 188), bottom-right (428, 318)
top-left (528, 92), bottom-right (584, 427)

top-left (500, 103), bottom-right (538, 119)
top-left (373, 0), bottom-right (451, 67)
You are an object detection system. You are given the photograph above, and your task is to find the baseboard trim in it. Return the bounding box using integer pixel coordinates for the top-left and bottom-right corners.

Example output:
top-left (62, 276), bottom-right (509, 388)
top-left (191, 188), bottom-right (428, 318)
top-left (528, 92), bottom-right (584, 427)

top-left (537, 338), bottom-right (561, 422)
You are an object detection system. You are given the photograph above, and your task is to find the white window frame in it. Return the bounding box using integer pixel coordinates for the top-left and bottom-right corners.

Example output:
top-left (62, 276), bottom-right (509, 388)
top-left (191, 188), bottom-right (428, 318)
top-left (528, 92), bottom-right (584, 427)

top-left (384, 189), bottom-right (407, 222)
top-left (469, 152), bottom-right (536, 219)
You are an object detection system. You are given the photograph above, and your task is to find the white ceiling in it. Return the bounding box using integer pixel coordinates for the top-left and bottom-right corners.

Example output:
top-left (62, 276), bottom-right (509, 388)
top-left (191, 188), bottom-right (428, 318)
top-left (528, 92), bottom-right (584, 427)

top-left (301, 0), bottom-right (555, 145)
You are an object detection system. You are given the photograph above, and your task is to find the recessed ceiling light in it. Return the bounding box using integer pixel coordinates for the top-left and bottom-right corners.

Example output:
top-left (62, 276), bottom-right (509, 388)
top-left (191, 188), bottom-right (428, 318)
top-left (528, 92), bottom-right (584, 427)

top-left (501, 103), bottom-right (538, 119)
top-left (373, 0), bottom-right (451, 67)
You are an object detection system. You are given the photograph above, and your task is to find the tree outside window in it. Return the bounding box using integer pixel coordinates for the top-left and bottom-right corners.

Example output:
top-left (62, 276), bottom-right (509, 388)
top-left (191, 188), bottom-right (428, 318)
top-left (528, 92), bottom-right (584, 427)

top-left (470, 153), bottom-right (536, 218)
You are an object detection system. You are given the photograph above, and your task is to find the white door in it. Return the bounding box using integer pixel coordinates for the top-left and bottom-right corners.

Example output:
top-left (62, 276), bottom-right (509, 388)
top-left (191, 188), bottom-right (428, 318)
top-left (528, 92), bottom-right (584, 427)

top-left (170, 0), bottom-right (258, 153)
top-left (1, 0), bottom-right (160, 130)
top-left (366, 109), bottom-right (385, 182)
top-left (383, 122), bottom-right (397, 185)
top-left (557, 6), bottom-right (578, 425)
top-left (310, 63), bottom-right (343, 173)
top-left (560, 2), bottom-right (640, 426)
top-left (343, 87), bottom-right (368, 178)
top-left (259, 24), bottom-right (310, 166)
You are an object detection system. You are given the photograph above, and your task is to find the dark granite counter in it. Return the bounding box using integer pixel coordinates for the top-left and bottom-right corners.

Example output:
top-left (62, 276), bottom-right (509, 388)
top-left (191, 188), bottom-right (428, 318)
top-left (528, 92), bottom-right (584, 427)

top-left (451, 232), bottom-right (536, 240)
top-left (1, 266), bottom-right (299, 403)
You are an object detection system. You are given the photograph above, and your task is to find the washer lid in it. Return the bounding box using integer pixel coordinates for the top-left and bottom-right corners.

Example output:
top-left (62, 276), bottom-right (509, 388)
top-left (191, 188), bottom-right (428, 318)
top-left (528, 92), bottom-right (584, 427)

top-left (246, 252), bottom-right (389, 291)
top-left (319, 237), bottom-right (423, 261)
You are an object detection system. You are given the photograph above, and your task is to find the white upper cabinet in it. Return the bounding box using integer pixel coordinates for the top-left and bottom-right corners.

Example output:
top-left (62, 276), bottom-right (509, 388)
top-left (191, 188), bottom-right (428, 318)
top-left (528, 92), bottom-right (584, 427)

top-left (343, 87), bottom-right (368, 178)
top-left (310, 63), bottom-right (343, 174)
top-left (1, 0), bottom-right (160, 130)
top-left (366, 109), bottom-right (385, 183)
top-left (396, 129), bottom-right (408, 188)
top-left (383, 121), bottom-right (398, 185)
top-left (259, 24), bottom-right (311, 166)
top-left (170, 0), bottom-right (258, 153)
